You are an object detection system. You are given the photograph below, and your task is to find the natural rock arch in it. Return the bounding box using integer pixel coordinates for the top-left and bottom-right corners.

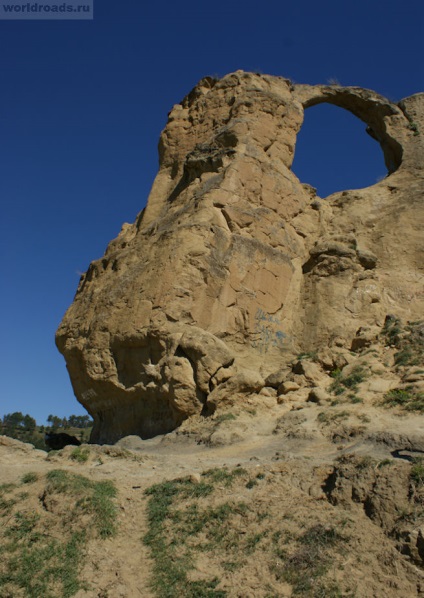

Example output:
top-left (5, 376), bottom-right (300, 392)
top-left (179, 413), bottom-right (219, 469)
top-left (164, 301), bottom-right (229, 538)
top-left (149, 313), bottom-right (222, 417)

top-left (56, 72), bottom-right (423, 443)
top-left (291, 102), bottom-right (388, 196)
top-left (293, 84), bottom-right (405, 174)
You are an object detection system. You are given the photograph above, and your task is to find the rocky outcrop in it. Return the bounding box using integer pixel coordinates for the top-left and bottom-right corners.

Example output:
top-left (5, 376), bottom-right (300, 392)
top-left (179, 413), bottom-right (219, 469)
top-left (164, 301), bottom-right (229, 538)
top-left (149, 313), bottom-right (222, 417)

top-left (56, 71), bottom-right (424, 443)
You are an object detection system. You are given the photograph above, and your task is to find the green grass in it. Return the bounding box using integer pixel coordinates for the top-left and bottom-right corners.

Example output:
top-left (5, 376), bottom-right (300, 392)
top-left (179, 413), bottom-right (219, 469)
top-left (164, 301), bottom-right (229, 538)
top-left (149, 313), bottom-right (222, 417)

top-left (0, 483), bottom-right (18, 514)
top-left (213, 413), bottom-right (237, 424)
top-left (409, 122), bottom-right (420, 135)
top-left (143, 467), bottom-right (355, 598)
top-left (382, 318), bottom-right (424, 368)
top-left (382, 316), bottom-right (402, 346)
top-left (47, 470), bottom-right (118, 538)
top-left (394, 348), bottom-right (417, 366)
top-left (348, 394), bottom-right (363, 404)
top-left (143, 467), bottom-right (261, 597)
top-left (3, 527), bottom-right (86, 598)
top-left (0, 499), bottom-right (86, 597)
top-left (354, 456), bottom-right (374, 470)
top-left (317, 410), bottom-right (350, 424)
top-left (329, 366), bottom-right (367, 396)
top-left (383, 389), bottom-right (424, 412)
top-left (0, 470), bottom-right (118, 597)
top-left (410, 459), bottom-right (424, 486)
top-left (21, 472), bottom-right (38, 484)
top-left (377, 459), bottom-right (394, 469)
top-left (144, 476), bottom-right (227, 597)
top-left (273, 524), bottom-right (348, 597)
top-left (202, 466), bottom-right (247, 486)
top-left (70, 446), bottom-right (90, 463)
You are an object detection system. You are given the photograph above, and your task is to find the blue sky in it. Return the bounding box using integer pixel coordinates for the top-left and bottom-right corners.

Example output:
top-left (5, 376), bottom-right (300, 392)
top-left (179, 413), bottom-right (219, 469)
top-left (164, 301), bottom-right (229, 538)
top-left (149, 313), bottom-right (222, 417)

top-left (0, 0), bottom-right (423, 424)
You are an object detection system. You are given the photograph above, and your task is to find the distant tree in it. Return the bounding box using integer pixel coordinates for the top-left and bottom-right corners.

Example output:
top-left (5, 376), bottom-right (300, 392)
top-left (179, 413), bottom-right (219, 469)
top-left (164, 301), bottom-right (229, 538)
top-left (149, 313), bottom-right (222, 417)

top-left (84, 415), bottom-right (93, 428)
top-left (1, 412), bottom-right (42, 449)
top-left (2, 412), bottom-right (36, 432)
top-left (45, 414), bottom-right (92, 431)
top-left (23, 414), bottom-right (36, 431)
top-left (47, 415), bottom-right (62, 430)
top-left (68, 415), bottom-right (93, 428)
top-left (3, 412), bottom-right (24, 429)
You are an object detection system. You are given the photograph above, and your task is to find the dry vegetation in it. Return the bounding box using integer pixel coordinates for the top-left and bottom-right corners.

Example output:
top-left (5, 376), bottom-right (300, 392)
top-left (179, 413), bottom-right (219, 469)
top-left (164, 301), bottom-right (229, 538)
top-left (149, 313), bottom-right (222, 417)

top-left (1, 318), bottom-right (424, 597)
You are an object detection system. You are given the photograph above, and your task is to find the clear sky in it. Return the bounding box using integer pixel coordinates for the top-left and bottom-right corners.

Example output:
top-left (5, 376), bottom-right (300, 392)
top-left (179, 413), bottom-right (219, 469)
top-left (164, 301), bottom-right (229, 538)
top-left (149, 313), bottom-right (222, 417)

top-left (0, 0), bottom-right (423, 424)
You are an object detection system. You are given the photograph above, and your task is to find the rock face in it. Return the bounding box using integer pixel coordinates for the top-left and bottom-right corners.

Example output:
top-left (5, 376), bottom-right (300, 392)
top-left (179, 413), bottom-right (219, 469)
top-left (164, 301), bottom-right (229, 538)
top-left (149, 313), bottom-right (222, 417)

top-left (56, 71), bottom-right (424, 443)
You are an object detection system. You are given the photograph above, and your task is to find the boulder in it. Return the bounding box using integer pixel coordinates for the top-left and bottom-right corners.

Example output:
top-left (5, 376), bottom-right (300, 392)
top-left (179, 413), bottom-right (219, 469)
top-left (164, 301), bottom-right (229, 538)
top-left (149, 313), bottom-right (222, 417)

top-left (308, 388), bottom-right (330, 404)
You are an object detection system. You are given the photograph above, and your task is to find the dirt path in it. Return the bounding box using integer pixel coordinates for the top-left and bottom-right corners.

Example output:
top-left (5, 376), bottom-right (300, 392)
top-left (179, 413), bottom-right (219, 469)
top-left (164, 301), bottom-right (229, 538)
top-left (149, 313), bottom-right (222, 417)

top-left (2, 402), bottom-right (424, 597)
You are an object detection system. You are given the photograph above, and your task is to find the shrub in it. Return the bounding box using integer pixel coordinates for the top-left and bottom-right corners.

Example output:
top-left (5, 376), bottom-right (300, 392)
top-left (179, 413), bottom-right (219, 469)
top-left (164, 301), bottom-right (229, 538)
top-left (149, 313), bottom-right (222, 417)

top-left (382, 317), bottom-right (424, 368)
top-left (329, 366), bottom-right (367, 395)
top-left (383, 389), bottom-right (424, 412)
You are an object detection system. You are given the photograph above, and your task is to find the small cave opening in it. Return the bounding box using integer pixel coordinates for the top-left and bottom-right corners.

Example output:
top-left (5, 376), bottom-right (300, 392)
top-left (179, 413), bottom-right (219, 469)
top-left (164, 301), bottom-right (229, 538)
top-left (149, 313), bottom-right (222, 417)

top-left (292, 103), bottom-right (388, 198)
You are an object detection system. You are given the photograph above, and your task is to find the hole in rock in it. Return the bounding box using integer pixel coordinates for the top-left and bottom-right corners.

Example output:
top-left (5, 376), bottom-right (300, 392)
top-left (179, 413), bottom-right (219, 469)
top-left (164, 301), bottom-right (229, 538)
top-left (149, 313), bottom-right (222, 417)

top-left (292, 103), bottom-right (387, 198)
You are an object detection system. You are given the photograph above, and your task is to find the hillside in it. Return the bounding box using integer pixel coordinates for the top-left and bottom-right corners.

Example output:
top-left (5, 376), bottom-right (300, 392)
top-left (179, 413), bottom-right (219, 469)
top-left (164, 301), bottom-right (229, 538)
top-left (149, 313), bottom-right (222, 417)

top-left (2, 331), bottom-right (424, 598)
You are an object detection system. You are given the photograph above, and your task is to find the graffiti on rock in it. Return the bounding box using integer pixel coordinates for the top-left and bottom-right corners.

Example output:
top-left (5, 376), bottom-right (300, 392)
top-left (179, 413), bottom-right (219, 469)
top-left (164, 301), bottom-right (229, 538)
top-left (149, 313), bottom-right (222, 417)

top-left (252, 308), bottom-right (286, 353)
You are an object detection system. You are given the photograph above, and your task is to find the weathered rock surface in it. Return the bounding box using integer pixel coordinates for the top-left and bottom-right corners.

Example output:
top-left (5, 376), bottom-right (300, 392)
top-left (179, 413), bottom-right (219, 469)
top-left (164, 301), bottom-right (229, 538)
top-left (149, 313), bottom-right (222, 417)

top-left (56, 71), bottom-right (423, 443)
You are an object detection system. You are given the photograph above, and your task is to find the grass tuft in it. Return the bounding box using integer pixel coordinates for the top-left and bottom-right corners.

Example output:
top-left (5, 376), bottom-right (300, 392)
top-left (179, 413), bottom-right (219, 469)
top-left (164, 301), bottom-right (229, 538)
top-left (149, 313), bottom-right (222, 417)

top-left (70, 447), bottom-right (90, 463)
top-left (329, 366), bottom-right (367, 396)
top-left (202, 466), bottom-right (247, 486)
top-left (382, 318), bottom-right (423, 368)
top-left (410, 459), bottom-right (424, 486)
top-left (21, 472), bottom-right (38, 484)
top-left (213, 413), bottom-right (237, 424)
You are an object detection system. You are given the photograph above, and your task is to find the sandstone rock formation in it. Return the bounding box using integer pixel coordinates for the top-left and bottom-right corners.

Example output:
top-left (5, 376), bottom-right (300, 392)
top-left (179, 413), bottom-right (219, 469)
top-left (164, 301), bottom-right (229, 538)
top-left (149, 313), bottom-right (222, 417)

top-left (56, 71), bottom-right (423, 443)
